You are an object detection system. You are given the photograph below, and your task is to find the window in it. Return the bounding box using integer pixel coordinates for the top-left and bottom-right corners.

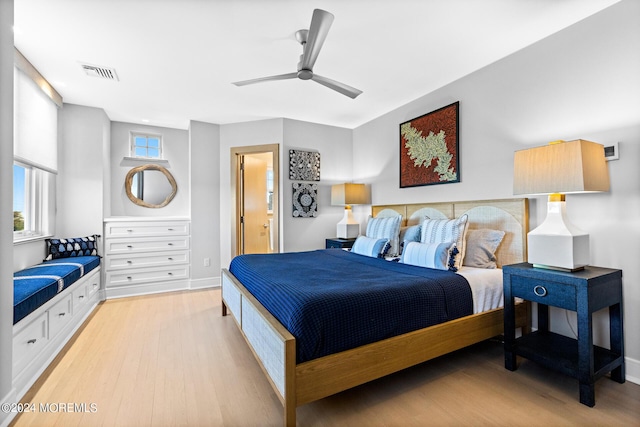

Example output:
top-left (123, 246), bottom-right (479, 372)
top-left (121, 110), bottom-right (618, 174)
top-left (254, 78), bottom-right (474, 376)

top-left (13, 161), bottom-right (54, 241)
top-left (131, 132), bottom-right (162, 158)
top-left (266, 168), bottom-right (274, 213)
top-left (13, 62), bottom-right (58, 243)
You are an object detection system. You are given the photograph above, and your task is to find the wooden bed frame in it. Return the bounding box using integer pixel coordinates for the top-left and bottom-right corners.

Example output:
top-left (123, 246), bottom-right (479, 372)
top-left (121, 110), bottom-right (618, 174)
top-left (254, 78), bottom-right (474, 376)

top-left (221, 198), bottom-right (530, 426)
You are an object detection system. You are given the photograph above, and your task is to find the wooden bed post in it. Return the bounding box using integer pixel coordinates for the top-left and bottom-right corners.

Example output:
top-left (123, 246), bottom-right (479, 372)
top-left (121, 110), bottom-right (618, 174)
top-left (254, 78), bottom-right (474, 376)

top-left (283, 339), bottom-right (297, 427)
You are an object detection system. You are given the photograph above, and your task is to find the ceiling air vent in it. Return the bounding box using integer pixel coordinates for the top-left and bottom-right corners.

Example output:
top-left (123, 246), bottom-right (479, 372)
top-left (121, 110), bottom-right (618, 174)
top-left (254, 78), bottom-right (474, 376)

top-left (80, 63), bottom-right (119, 81)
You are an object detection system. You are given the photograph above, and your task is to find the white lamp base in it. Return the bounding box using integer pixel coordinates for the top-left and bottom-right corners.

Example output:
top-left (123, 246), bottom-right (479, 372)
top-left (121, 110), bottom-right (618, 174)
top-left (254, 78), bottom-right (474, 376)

top-left (336, 206), bottom-right (360, 239)
top-left (528, 200), bottom-right (589, 271)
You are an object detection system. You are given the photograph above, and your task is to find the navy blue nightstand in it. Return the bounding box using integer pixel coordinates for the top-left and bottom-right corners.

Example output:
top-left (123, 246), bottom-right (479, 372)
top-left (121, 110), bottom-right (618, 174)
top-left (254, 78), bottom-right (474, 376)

top-left (325, 237), bottom-right (356, 249)
top-left (503, 263), bottom-right (624, 407)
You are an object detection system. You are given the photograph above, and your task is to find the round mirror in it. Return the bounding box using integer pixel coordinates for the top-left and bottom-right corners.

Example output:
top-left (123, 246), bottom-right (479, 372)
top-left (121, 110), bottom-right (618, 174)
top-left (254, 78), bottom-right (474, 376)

top-left (125, 164), bottom-right (177, 208)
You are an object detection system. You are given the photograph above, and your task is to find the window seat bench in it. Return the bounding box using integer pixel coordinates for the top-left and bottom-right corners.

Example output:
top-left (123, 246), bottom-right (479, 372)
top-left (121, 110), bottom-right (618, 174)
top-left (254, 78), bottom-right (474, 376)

top-left (12, 256), bottom-right (102, 400)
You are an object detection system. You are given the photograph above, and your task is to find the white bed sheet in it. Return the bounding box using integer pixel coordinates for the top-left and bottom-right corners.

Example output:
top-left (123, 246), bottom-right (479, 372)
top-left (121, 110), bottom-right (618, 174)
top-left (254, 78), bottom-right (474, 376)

top-left (456, 267), bottom-right (504, 314)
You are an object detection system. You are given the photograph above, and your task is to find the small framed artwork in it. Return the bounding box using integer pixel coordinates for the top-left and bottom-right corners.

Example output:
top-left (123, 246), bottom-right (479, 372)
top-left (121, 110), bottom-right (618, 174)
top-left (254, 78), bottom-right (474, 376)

top-left (399, 101), bottom-right (460, 188)
top-left (289, 149), bottom-right (320, 181)
top-left (292, 182), bottom-right (318, 217)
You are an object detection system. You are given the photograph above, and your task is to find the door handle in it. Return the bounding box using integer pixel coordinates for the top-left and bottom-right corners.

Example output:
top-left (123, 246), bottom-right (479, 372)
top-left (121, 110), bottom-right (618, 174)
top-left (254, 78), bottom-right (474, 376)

top-left (263, 223), bottom-right (269, 228)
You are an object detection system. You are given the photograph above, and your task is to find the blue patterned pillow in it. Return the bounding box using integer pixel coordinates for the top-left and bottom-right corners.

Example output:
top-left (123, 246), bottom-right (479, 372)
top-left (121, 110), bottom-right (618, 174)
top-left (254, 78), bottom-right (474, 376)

top-left (351, 236), bottom-right (390, 258)
top-left (45, 235), bottom-right (99, 261)
top-left (401, 241), bottom-right (458, 271)
top-left (366, 215), bottom-right (402, 256)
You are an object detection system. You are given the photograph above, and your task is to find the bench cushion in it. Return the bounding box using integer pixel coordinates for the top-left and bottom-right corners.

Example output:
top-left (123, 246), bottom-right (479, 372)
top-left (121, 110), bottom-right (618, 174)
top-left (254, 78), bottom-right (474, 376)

top-left (13, 256), bottom-right (100, 325)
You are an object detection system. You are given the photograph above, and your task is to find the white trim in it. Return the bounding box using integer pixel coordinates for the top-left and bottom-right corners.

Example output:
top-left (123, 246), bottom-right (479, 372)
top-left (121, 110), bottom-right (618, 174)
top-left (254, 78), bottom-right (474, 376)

top-left (0, 387), bottom-right (18, 427)
top-left (190, 276), bottom-right (219, 290)
top-left (625, 355), bottom-right (640, 385)
top-left (105, 279), bottom-right (190, 299)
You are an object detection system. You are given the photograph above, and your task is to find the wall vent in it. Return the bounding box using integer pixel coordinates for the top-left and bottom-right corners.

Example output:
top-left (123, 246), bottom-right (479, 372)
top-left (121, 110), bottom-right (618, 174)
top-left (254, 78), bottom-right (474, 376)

top-left (80, 63), bottom-right (119, 81)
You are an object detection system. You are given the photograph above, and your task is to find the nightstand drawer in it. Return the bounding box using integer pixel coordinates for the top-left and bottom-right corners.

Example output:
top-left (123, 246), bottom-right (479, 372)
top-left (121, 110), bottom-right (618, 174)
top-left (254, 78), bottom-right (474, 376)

top-left (511, 276), bottom-right (576, 310)
top-left (326, 238), bottom-right (356, 249)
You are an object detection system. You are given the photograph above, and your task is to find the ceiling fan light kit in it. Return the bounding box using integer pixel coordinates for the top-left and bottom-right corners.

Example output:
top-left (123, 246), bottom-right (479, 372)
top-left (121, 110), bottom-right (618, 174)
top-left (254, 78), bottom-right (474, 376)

top-left (232, 9), bottom-right (362, 99)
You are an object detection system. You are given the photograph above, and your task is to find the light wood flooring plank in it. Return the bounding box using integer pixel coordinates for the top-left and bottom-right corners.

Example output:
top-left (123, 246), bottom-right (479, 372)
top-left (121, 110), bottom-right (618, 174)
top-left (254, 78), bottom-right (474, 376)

top-left (11, 288), bottom-right (640, 426)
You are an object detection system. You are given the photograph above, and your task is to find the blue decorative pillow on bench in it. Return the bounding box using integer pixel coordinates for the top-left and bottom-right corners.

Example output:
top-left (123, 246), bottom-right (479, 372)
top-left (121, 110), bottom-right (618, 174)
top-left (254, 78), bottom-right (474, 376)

top-left (45, 235), bottom-right (99, 261)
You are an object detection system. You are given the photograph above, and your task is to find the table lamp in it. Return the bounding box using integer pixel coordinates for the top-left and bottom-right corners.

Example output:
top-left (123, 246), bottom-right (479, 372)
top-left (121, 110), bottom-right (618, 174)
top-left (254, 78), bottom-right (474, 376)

top-left (331, 183), bottom-right (367, 238)
top-left (513, 139), bottom-right (610, 271)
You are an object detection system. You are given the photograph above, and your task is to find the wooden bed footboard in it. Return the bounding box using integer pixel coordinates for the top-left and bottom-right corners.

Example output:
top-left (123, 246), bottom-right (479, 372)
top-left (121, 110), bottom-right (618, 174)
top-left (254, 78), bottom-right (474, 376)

top-left (221, 268), bottom-right (530, 427)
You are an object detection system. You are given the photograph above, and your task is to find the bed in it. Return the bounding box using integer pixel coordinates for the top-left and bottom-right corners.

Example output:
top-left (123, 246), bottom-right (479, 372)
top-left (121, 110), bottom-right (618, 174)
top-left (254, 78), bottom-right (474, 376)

top-left (221, 198), bottom-right (530, 426)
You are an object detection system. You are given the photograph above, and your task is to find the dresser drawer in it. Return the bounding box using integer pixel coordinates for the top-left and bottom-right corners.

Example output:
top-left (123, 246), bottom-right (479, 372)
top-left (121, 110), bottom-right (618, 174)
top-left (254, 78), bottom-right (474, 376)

top-left (105, 221), bottom-right (189, 238)
top-left (13, 312), bottom-right (49, 373)
top-left (48, 294), bottom-right (73, 339)
top-left (72, 285), bottom-right (88, 313)
top-left (106, 265), bottom-right (190, 287)
top-left (105, 236), bottom-right (190, 255)
top-left (105, 251), bottom-right (190, 270)
top-left (510, 276), bottom-right (576, 310)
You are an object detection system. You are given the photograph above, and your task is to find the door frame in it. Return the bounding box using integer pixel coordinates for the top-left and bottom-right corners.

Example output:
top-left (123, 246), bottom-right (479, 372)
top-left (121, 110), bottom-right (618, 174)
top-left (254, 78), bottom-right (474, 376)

top-left (230, 143), bottom-right (280, 257)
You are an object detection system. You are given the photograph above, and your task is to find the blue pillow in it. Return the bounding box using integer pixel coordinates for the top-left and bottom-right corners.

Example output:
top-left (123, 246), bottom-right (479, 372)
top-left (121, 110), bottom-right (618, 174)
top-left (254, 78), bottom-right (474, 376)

top-left (401, 241), bottom-right (458, 271)
top-left (351, 236), bottom-right (390, 258)
top-left (45, 235), bottom-right (99, 261)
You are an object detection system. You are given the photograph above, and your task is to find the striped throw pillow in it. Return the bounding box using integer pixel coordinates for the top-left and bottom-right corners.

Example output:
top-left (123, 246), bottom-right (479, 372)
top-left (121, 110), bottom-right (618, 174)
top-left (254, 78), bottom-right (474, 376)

top-left (366, 215), bottom-right (402, 256)
top-left (420, 214), bottom-right (469, 270)
top-left (401, 241), bottom-right (457, 271)
top-left (351, 236), bottom-right (390, 258)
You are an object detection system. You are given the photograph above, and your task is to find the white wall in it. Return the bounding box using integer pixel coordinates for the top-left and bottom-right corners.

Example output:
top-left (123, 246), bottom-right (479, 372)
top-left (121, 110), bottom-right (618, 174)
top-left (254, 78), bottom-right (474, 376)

top-left (0, 0), bottom-right (15, 421)
top-left (110, 122), bottom-right (189, 218)
top-left (57, 104), bottom-right (110, 237)
top-left (282, 119), bottom-right (354, 251)
top-left (219, 118), bottom-right (284, 268)
top-left (189, 120), bottom-right (220, 287)
top-left (353, 0), bottom-right (640, 381)
top-left (218, 118), bottom-right (353, 268)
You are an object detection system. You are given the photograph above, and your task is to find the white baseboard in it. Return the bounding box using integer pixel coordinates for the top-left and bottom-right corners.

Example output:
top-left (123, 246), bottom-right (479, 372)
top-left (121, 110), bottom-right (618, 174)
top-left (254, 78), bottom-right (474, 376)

top-left (104, 279), bottom-right (190, 299)
top-left (0, 387), bottom-right (17, 427)
top-left (189, 276), bottom-right (220, 290)
top-left (625, 355), bottom-right (640, 385)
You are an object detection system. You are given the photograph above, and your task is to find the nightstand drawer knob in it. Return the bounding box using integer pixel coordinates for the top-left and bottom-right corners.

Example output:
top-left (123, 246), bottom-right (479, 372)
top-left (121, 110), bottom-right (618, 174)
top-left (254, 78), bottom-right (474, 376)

top-left (534, 285), bottom-right (547, 297)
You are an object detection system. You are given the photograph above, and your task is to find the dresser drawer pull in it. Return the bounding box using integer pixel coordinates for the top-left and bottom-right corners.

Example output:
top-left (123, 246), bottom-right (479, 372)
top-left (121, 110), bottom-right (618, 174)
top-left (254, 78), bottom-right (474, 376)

top-left (127, 229), bottom-right (133, 232)
top-left (78, 295), bottom-right (84, 299)
top-left (168, 257), bottom-right (173, 261)
top-left (127, 276), bottom-right (132, 280)
top-left (168, 228), bottom-right (174, 231)
top-left (168, 243), bottom-right (174, 246)
top-left (168, 272), bottom-right (173, 276)
top-left (533, 285), bottom-right (547, 297)
top-left (127, 245), bottom-right (133, 248)
top-left (59, 312), bottom-right (66, 317)
top-left (27, 339), bottom-right (37, 344)
top-left (127, 260), bottom-right (133, 264)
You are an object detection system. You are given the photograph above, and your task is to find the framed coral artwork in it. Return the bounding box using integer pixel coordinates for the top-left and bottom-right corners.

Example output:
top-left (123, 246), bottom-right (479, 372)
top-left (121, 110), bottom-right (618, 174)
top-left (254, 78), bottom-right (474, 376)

top-left (399, 101), bottom-right (459, 188)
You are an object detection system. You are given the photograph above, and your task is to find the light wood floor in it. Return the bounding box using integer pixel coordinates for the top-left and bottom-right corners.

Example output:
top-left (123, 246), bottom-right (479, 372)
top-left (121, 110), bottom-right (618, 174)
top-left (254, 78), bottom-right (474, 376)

top-left (11, 288), bottom-right (640, 427)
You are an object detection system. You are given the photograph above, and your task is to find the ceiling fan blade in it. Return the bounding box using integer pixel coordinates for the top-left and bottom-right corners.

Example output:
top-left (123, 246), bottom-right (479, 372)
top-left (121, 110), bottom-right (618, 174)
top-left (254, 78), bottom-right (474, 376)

top-left (232, 72), bottom-right (298, 86)
top-left (300, 9), bottom-right (334, 71)
top-left (311, 74), bottom-right (363, 99)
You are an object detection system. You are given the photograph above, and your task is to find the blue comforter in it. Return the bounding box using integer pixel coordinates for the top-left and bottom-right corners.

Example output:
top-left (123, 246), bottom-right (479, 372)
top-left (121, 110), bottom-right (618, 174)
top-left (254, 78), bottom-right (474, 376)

top-left (229, 249), bottom-right (472, 363)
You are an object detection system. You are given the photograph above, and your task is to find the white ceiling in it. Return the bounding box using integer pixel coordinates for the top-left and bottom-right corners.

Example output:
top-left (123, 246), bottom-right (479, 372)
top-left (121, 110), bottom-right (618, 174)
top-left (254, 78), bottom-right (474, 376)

top-left (14, 0), bottom-right (621, 130)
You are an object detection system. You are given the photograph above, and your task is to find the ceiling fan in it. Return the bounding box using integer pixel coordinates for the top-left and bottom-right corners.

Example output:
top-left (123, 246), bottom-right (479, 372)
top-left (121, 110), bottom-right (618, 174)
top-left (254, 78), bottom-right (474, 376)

top-left (232, 9), bottom-right (362, 99)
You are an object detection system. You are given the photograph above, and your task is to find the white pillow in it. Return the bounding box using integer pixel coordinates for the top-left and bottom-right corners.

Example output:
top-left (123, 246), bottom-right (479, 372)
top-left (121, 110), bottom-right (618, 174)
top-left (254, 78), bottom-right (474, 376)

top-left (401, 241), bottom-right (456, 271)
top-left (420, 214), bottom-right (469, 270)
top-left (351, 236), bottom-right (390, 258)
top-left (366, 215), bottom-right (402, 256)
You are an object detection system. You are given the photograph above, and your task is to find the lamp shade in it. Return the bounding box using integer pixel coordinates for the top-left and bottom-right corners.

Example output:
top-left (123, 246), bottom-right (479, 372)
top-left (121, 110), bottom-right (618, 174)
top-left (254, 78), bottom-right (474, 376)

top-left (331, 183), bottom-right (368, 206)
top-left (513, 139), bottom-right (609, 195)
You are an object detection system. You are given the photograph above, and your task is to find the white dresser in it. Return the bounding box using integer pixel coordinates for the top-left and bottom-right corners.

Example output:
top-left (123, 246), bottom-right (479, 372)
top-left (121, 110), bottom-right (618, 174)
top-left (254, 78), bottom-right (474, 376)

top-left (103, 218), bottom-right (191, 298)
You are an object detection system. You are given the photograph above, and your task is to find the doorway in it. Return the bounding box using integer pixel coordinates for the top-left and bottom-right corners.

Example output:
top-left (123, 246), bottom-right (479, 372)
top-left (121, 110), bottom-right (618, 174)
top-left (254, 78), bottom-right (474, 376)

top-left (230, 144), bottom-right (279, 256)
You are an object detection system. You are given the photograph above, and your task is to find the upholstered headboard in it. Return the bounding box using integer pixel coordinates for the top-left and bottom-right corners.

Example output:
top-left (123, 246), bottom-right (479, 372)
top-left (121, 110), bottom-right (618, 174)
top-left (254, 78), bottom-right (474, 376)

top-left (372, 198), bottom-right (529, 267)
